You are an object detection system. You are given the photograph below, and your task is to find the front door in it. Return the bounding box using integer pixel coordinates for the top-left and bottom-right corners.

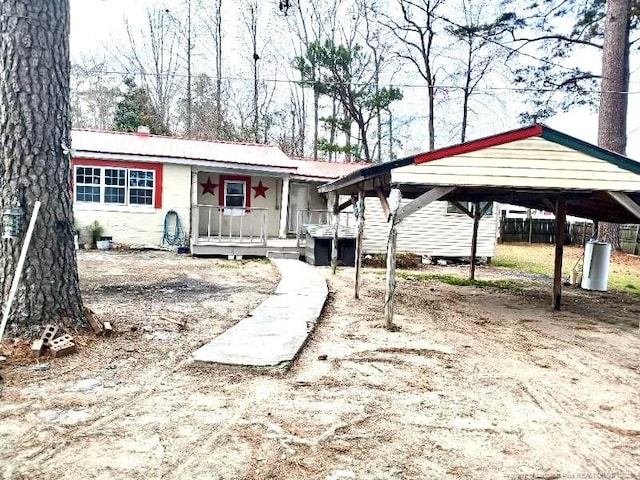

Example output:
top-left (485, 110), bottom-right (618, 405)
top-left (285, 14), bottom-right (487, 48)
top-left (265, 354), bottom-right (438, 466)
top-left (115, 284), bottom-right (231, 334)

top-left (287, 183), bottom-right (310, 234)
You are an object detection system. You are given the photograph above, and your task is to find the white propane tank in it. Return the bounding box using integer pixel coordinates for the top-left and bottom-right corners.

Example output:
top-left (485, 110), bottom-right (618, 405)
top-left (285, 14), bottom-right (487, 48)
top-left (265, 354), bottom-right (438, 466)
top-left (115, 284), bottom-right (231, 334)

top-left (581, 241), bottom-right (612, 291)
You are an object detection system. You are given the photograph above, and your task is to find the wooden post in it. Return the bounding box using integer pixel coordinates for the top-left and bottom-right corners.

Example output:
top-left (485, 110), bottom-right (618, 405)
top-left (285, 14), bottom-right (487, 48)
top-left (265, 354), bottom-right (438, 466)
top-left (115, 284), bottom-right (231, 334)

top-left (190, 171), bottom-right (199, 248)
top-left (470, 202), bottom-right (481, 281)
top-left (384, 188), bottom-right (402, 329)
top-left (330, 193), bottom-right (339, 274)
top-left (278, 177), bottom-right (290, 239)
top-left (354, 190), bottom-right (365, 299)
top-left (552, 197), bottom-right (567, 310)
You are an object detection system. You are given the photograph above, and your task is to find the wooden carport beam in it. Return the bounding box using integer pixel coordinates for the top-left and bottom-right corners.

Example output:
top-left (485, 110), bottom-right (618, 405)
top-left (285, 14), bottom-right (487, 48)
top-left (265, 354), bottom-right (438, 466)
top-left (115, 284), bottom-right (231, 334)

top-left (329, 192), bottom-right (340, 275)
top-left (453, 201), bottom-right (492, 281)
top-left (470, 202), bottom-right (482, 281)
top-left (354, 189), bottom-right (366, 299)
top-left (396, 186), bottom-right (456, 223)
top-left (338, 198), bottom-right (353, 212)
top-left (375, 188), bottom-right (391, 221)
top-left (553, 197), bottom-right (567, 310)
top-left (384, 186), bottom-right (456, 329)
top-left (607, 191), bottom-right (640, 220)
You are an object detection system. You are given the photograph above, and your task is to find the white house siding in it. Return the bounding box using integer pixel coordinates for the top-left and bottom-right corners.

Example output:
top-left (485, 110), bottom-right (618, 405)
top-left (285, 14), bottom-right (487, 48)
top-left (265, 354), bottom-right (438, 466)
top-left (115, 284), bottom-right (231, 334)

top-left (74, 163), bottom-right (191, 245)
top-left (393, 137), bottom-right (640, 191)
top-left (362, 198), bottom-right (497, 257)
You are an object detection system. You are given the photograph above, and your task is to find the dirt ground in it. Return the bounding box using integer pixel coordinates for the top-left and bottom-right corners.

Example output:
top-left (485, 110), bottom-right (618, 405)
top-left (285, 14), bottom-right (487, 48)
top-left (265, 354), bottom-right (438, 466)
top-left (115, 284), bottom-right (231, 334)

top-left (1, 250), bottom-right (639, 480)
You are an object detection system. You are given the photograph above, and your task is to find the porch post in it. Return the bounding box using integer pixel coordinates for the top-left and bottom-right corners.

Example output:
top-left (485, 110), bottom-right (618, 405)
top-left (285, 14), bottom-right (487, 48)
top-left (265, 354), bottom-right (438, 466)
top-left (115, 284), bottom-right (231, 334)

top-left (279, 177), bottom-right (290, 239)
top-left (191, 171), bottom-right (199, 248)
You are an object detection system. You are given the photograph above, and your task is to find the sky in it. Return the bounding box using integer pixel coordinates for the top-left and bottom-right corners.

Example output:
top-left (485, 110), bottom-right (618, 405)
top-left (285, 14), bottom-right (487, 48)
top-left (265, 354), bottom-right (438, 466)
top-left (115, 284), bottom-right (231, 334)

top-left (68, 0), bottom-right (640, 159)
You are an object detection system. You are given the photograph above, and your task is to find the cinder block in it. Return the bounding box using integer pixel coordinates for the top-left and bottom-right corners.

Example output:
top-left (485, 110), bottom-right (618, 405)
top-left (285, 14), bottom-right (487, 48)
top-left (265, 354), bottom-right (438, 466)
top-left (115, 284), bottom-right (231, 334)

top-left (50, 334), bottom-right (74, 347)
top-left (50, 342), bottom-right (76, 358)
top-left (103, 322), bottom-right (113, 337)
top-left (31, 339), bottom-right (44, 357)
top-left (40, 324), bottom-right (59, 346)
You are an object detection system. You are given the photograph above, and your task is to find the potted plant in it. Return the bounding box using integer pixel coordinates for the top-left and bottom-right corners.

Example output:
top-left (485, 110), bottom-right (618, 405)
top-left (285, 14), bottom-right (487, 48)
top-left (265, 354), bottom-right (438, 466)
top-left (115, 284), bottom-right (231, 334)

top-left (85, 221), bottom-right (103, 250)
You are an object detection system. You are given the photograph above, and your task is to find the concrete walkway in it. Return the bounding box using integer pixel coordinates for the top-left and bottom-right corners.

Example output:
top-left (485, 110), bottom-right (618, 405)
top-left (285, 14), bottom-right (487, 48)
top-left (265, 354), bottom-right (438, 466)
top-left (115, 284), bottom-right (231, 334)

top-left (191, 259), bottom-right (328, 368)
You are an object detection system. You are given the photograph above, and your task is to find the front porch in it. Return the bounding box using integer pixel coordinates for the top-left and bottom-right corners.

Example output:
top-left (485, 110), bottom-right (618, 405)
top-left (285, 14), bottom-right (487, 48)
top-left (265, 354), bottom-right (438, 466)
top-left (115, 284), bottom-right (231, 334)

top-left (192, 236), bottom-right (303, 258)
top-left (190, 202), bottom-right (355, 258)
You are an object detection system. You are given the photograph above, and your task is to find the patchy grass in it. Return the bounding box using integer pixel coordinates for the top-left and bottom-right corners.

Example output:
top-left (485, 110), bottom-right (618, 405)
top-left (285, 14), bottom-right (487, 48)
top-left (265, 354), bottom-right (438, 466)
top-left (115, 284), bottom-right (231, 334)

top-left (213, 258), bottom-right (272, 269)
top-left (396, 271), bottom-right (525, 294)
top-left (495, 243), bottom-right (640, 295)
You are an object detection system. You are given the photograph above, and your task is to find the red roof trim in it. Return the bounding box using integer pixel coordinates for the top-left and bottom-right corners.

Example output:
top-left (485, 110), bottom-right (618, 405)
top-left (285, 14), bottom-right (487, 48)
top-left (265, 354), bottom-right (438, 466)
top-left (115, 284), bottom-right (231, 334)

top-left (414, 124), bottom-right (544, 165)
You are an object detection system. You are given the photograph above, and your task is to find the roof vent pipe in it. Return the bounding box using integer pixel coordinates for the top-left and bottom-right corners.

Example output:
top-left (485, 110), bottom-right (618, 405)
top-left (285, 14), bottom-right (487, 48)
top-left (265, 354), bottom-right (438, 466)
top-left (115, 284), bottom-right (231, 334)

top-left (137, 126), bottom-right (151, 136)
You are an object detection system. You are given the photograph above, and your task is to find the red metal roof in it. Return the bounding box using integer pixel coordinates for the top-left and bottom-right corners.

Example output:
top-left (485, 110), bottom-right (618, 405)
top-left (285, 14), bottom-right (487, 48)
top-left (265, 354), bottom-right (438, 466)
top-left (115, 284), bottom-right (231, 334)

top-left (71, 130), bottom-right (369, 180)
top-left (71, 130), bottom-right (298, 169)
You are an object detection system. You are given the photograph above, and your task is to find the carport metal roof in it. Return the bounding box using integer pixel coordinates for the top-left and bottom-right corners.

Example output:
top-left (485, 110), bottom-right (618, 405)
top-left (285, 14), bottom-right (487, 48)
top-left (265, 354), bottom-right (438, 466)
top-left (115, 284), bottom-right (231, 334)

top-left (319, 124), bottom-right (640, 223)
top-left (318, 124), bottom-right (640, 326)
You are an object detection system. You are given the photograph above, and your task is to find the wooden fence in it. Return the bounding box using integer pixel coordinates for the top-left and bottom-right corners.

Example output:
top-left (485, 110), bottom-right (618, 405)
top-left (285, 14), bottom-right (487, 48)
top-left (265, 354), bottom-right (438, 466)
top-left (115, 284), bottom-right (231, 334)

top-left (500, 219), bottom-right (596, 245)
top-left (619, 224), bottom-right (640, 254)
top-left (499, 219), bottom-right (639, 253)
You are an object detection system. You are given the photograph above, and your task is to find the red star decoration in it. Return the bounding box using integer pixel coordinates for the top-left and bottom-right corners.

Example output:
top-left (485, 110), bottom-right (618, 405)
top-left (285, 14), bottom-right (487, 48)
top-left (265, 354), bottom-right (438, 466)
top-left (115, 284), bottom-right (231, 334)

top-left (200, 177), bottom-right (218, 196)
top-left (252, 180), bottom-right (269, 198)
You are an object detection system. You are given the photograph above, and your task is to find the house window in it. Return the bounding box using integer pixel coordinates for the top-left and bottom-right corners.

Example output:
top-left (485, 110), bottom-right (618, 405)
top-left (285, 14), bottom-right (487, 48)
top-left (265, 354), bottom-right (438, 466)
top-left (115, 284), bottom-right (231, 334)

top-left (446, 201), bottom-right (493, 216)
top-left (224, 181), bottom-right (246, 208)
top-left (74, 166), bottom-right (157, 207)
top-left (218, 175), bottom-right (252, 211)
top-left (104, 168), bottom-right (126, 204)
top-left (75, 167), bottom-right (101, 202)
top-left (129, 170), bottom-right (155, 205)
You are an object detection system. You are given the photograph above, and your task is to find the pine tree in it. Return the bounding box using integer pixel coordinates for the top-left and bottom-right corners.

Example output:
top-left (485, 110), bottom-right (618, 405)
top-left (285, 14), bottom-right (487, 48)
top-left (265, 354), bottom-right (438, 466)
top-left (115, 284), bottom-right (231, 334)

top-left (0, 0), bottom-right (87, 337)
top-left (113, 78), bottom-right (170, 135)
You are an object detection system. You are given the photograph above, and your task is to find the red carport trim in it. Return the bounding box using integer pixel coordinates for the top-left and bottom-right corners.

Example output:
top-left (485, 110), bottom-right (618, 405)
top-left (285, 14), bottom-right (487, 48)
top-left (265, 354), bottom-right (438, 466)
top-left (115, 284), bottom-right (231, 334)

top-left (414, 124), bottom-right (544, 165)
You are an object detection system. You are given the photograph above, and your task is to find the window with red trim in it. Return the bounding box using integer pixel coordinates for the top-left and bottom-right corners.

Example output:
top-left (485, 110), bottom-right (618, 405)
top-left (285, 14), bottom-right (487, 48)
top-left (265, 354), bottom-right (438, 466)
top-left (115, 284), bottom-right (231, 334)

top-left (73, 159), bottom-right (163, 209)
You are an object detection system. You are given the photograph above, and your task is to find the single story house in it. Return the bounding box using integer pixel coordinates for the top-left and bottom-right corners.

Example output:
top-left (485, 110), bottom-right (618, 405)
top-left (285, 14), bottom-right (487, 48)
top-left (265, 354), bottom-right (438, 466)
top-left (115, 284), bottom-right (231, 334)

top-left (71, 129), bottom-right (497, 259)
top-left (71, 129), bottom-right (364, 257)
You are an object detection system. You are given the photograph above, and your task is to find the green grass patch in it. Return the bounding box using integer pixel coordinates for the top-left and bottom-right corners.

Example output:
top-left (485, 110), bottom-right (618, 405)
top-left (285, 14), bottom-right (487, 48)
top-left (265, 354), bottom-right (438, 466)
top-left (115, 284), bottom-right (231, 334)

top-left (491, 257), bottom-right (553, 277)
top-left (396, 271), bottom-right (525, 293)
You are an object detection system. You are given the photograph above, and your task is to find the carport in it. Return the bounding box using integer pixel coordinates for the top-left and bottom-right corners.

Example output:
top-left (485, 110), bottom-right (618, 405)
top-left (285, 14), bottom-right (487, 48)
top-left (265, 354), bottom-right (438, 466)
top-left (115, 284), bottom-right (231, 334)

top-left (318, 124), bottom-right (640, 327)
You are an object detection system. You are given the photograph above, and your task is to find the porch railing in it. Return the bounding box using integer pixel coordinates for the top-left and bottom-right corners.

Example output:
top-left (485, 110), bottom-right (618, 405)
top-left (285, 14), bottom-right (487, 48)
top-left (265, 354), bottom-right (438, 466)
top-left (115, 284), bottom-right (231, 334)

top-left (195, 205), bottom-right (268, 245)
top-left (296, 209), bottom-right (355, 247)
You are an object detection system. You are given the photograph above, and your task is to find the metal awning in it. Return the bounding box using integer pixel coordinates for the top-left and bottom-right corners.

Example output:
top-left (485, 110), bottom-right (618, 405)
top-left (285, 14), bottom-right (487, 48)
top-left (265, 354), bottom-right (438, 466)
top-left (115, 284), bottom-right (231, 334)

top-left (319, 124), bottom-right (640, 223)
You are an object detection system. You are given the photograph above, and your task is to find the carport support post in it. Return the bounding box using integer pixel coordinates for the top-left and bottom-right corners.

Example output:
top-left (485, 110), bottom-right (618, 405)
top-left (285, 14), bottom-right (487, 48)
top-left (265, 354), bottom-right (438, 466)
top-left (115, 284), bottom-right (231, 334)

top-left (384, 188), bottom-right (402, 329)
top-left (470, 202), bottom-right (481, 281)
top-left (354, 189), bottom-right (365, 299)
top-left (553, 197), bottom-right (567, 310)
top-left (330, 192), bottom-right (339, 274)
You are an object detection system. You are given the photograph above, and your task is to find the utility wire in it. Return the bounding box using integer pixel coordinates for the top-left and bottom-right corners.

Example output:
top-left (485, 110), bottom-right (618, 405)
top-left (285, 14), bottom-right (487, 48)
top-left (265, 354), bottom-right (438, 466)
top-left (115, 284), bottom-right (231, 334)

top-left (73, 68), bottom-right (640, 95)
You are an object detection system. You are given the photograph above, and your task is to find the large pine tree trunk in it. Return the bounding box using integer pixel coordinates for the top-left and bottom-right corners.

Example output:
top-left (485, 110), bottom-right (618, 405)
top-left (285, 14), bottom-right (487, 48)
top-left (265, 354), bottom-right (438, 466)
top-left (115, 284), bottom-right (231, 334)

top-left (0, 0), bottom-right (86, 337)
top-left (597, 0), bottom-right (631, 247)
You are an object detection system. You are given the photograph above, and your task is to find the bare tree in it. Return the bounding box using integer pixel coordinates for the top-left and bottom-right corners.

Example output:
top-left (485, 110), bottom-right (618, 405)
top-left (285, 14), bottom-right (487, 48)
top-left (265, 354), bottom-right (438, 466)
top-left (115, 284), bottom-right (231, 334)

top-left (443, 0), bottom-right (508, 142)
top-left (70, 54), bottom-right (121, 130)
top-left (119, 7), bottom-right (183, 132)
top-left (381, 0), bottom-right (447, 150)
top-left (1, 0), bottom-right (87, 337)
